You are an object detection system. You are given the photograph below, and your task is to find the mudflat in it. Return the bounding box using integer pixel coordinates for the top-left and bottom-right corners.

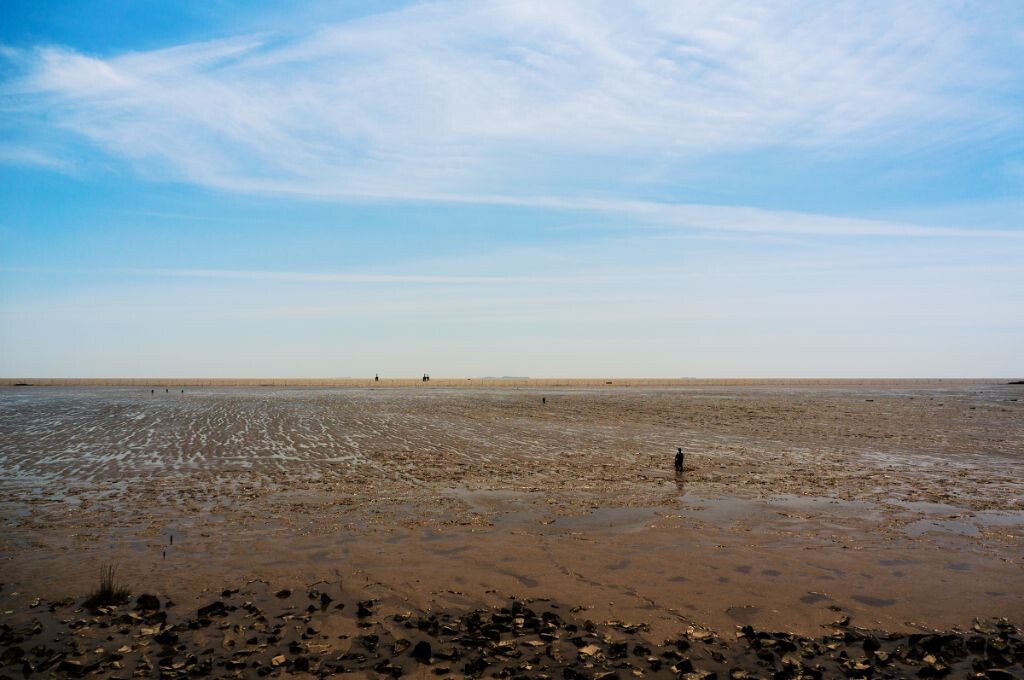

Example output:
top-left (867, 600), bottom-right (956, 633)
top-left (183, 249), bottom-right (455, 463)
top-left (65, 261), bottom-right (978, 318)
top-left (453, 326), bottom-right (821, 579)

top-left (1, 384), bottom-right (1022, 677)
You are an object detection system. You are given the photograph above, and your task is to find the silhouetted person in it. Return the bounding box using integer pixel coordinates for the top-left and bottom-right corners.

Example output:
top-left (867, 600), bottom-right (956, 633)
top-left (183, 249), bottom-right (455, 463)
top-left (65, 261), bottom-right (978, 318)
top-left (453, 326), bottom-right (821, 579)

top-left (674, 448), bottom-right (685, 473)
top-left (151, 389), bottom-right (154, 395)
top-left (542, 397), bottom-right (546, 405)
top-left (375, 374), bottom-right (379, 382)
top-left (165, 388), bottom-right (168, 393)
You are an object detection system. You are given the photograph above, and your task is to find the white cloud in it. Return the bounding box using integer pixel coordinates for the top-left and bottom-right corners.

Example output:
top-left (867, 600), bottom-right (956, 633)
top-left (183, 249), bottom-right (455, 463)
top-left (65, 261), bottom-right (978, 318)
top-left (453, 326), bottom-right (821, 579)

top-left (2, 0), bottom-right (1021, 218)
top-left (0, 144), bottom-right (73, 171)
top-left (420, 194), bottom-right (1024, 237)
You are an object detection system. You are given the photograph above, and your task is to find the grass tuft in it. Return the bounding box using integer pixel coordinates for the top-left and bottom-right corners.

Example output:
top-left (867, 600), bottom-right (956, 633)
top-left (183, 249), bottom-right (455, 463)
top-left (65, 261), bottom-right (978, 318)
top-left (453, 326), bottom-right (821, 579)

top-left (83, 564), bottom-right (130, 609)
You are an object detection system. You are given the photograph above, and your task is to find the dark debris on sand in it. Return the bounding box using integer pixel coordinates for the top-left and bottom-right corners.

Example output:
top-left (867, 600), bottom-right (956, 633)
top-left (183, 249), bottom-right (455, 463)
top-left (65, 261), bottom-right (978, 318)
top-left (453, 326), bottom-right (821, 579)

top-left (0, 586), bottom-right (1021, 679)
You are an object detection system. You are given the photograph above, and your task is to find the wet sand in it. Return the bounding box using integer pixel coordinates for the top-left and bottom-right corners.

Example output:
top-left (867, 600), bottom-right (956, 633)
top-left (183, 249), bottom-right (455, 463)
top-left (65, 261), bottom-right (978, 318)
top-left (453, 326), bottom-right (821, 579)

top-left (1, 383), bottom-right (1022, 675)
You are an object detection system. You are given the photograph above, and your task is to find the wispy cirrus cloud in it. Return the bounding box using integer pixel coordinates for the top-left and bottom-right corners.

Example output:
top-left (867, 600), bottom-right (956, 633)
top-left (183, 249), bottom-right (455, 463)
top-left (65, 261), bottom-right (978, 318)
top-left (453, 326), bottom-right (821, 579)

top-left (0, 144), bottom-right (73, 171)
top-left (2, 0), bottom-right (1021, 229)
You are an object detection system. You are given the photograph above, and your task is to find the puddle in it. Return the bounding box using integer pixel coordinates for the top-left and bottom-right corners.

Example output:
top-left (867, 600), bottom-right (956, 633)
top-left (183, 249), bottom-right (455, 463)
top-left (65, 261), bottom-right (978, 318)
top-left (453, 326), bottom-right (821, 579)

top-left (895, 500), bottom-right (962, 514)
top-left (497, 570), bottom-right (539, 588)
top-left (851, 595), bottom-right (896, 608)
top-left (675, 493), bottom-right (879, 528)
top-left (430, 545), bottom-right (472, 556)
top-left (549, 507), bottom-right (662, 533)
top-left (725, 605), bottom-right (760, 623)
top-left (904, 518), bottom-right (980, 538)
top-left (879, 558), bottom-right (919, 566)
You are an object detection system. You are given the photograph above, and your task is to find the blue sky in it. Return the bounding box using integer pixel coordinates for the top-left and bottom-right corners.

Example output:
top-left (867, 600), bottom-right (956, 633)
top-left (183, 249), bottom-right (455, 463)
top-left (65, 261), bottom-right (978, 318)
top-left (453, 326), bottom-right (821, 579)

top-left (1, 0), bottom-right (1022, 378)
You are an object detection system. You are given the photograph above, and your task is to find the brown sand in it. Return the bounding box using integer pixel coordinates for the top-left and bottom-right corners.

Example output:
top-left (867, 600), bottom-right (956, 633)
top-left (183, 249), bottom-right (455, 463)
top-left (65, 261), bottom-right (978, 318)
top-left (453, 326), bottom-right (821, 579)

top-left (1, 383), bottom-right (1021, 644)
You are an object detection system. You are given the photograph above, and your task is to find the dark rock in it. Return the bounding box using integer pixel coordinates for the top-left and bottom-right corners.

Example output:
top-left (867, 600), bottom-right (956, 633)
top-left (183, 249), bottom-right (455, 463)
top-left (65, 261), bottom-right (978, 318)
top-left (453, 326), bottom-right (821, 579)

top-left (608, 642), bottom-right (628, 659)
top-left (357, 600), bottom-right (374, 618)
top-left (196, 601), bottom-right (228, 619)
top-left (144, 610), bottom-right (167, 625)
top-left (154, 630), bottom-right (179, 646)
top-left (412, 640), bottom-right (432, 662)
top-left (275, 589), bottom-right (291, 599)
top-left (464, 655), bottom-right (489, 675)
top-left (916, 662), bottom-right (951, 678)
top-left (57, 659), bottom-right (99, 677)
top-left (356, 634), bottom-right (378, 652)
top-left (983, 671), bottom-right (1016, 680)
top-left (136, 594), bottom-right (161, 612)
top-left (373, 659), bottom-right (403, 677)
top-left (434, 646), bottom-right (461, 661)
top-left (673, 658), bottom-right (694, 674)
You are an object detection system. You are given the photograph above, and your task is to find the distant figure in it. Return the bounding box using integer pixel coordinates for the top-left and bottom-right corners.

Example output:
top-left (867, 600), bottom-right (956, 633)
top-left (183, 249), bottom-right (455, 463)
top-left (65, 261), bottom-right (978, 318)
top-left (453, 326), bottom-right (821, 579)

top-left (151, 389), bottom-right (154, 395)
top-left (181, 389), bottom-right (184, 393)
top-left (165, 388), bottom-right (168, 393)
top-left (674, 448), bottom-right (685, 473)
top-left (542, 397), bottom-right (546, 405)
top-left (375, 374), bottom-right (379, 382)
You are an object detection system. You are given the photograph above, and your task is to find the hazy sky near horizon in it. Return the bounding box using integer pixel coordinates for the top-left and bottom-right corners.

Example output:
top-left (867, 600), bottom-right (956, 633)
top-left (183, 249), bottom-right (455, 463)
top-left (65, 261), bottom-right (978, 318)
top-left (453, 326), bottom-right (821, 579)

top-left (1, 1), bottom-right (1022, 378)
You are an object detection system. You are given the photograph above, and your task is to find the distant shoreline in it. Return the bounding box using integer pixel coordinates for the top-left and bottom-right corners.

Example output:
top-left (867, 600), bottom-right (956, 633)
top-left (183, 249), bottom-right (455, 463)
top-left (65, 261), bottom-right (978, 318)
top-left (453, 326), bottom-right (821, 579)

top-left (1, 377), bottom-right (1016, 387)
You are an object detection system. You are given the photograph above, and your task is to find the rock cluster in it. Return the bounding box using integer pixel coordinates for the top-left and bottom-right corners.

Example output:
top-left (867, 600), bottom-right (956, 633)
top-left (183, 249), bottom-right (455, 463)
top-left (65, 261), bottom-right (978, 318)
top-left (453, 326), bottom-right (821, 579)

top-left (0, 586), bottom-right (1020, 679)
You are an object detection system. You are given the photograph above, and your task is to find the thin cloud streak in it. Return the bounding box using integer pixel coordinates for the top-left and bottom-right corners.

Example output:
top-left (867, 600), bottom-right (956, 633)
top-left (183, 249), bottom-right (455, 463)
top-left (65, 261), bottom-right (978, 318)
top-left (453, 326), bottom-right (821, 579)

top-left (0, 266), bottom-right (577, 285)
top-left (376, 193), bottom-right (1024, 238)
top-left (142, 268), bottom-right (564, 284)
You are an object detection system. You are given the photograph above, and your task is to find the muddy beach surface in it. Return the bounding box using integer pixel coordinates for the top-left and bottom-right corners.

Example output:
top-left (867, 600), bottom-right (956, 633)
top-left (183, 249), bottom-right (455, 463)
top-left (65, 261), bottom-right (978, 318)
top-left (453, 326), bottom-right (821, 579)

top-left (1, 384), bottom-right (1022, 678)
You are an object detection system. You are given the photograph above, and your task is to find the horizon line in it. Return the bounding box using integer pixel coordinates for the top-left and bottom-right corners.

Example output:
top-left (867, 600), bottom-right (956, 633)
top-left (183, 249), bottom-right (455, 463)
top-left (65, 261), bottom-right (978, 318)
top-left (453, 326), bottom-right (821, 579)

top-left (2, 377), bottom-right (1019, 387)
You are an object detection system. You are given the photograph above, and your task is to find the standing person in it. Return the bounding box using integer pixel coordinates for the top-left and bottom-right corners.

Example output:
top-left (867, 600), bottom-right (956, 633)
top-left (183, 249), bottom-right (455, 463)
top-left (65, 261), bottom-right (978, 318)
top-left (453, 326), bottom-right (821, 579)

top-left (674, 448), bottom-right (685, 473)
